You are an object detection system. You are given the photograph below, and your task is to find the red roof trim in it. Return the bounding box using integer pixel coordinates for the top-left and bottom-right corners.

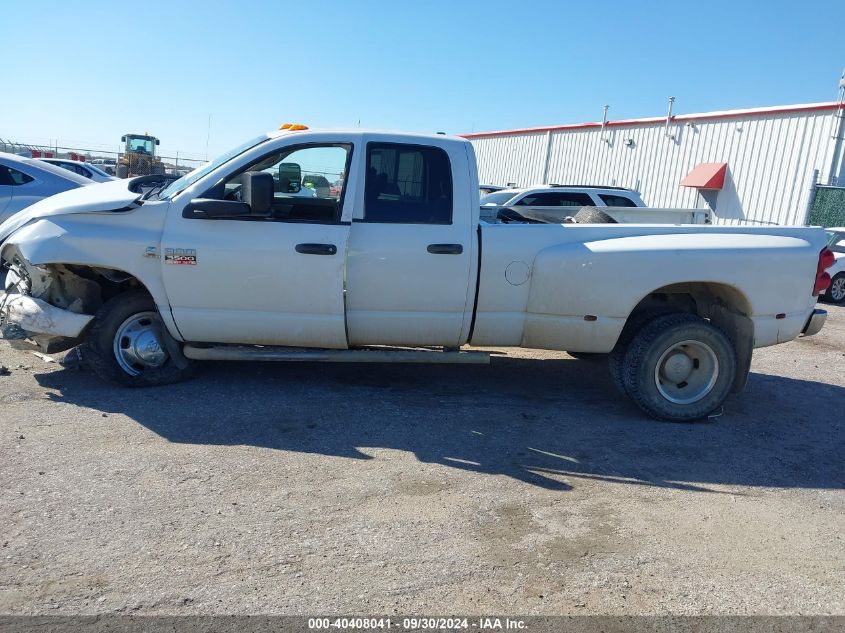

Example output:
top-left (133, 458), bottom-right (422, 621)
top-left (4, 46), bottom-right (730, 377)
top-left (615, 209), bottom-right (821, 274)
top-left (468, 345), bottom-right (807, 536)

top-left (461, 102), bottom-right (841, 139)
top-left (680, 162), bottom-right (727, 190)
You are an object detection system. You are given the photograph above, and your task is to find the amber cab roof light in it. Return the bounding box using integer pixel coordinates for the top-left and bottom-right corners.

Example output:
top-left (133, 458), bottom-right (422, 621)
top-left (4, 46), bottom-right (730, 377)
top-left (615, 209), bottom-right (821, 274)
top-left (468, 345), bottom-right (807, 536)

top-left (279, 123), bottom-right (309, 131)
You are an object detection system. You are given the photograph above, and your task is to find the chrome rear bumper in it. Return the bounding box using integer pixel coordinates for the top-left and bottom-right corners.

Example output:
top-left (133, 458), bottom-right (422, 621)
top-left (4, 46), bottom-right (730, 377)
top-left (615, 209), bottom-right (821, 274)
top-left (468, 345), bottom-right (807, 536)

top-left (801, 308), bottom-right (827, 337)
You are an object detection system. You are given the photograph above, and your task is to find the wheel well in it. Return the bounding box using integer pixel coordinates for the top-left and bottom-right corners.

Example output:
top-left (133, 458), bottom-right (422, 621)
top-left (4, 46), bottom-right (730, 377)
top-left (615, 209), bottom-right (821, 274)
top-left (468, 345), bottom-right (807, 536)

top-left (19, 263), bottom-right (154, 315)
top-left (628, 282), bottom-right (752, 321)
top-left (66, 265), bottom-right (153, 303)
top-left (624, 282), bottom-right (754, 393)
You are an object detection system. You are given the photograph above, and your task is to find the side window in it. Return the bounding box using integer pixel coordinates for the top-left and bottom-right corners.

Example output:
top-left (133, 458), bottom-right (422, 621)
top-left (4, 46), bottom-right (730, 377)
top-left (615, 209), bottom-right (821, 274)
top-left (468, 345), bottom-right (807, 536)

top-left (517, 192), bottom-right (593, 207)
top-left (516, 192), bottom-right (559, 206)
top-left (364, 143), bottom-right (452, 224)
top-left (557, 192), bottom-right (594, 207)
top-left (0, 165), bottom-right (34, 186)
top-left (599, 194), bottom-right (638, 207)
top-left (215, 144), bottom-right (351, 223)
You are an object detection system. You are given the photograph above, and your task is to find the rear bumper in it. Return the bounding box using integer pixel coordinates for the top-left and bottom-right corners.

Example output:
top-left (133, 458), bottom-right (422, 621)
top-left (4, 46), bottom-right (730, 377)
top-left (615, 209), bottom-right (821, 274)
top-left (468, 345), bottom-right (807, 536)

top-left (801, 308), bottom-right (827, 337)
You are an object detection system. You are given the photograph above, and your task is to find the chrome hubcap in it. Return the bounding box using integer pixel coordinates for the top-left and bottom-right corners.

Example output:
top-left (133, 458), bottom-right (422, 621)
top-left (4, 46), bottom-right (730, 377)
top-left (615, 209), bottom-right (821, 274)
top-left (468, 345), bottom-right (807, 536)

top-left (654, 339), bottom-right (719, 405)
top-left (831, 277), bottom-right (845, 301)
top-left (113, 312), bottom-right (169, 376)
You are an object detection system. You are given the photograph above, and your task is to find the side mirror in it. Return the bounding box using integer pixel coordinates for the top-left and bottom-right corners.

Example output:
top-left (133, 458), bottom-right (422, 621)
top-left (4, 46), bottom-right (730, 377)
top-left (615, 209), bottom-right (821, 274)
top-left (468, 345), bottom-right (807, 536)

top-left (278, 162), bottom-right (302, 193)
top-left (241, 171), bottom-right (274, 216)
top-left (121, 136), bottom-right (126, 142)
top-left (155, 139), bottom-right (160, 145)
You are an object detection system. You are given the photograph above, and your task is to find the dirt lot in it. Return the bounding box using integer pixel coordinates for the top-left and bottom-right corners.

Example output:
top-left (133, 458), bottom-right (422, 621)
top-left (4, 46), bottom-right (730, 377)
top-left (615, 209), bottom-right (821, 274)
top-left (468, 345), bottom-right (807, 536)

top-left (0, 305), bottom-right (843, 616)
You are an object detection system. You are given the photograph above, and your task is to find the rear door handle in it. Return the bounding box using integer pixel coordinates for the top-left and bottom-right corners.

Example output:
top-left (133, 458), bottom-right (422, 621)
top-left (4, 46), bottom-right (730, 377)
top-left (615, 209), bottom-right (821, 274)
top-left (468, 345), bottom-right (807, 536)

top-left (427, 243), bottom-right (463, 255)
top-left (295, 243), bottom-right (337, 255)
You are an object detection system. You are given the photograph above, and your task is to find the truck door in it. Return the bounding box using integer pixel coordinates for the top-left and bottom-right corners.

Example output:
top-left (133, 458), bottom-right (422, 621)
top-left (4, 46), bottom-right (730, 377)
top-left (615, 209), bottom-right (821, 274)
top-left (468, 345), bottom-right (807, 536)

top-left (161, 143), bottom-right (355, 348)
top-left (345, 139), bottom-right (476, 347)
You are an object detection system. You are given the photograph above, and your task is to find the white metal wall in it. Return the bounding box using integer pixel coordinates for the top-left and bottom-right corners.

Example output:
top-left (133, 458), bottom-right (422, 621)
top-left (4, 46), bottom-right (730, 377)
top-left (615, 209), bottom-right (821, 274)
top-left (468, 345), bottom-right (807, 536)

top-left (469, 105), bottom-right (842, 226)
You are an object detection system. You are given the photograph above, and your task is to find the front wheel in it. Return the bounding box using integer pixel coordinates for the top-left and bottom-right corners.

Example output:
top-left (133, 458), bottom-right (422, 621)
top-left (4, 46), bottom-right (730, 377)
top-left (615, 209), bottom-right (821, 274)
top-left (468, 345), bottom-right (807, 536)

top-left (827, 273), bottom-right (845, 304)
top-left (621, 313), bottom-right (736, 422)
top-left (84, 291), bottom-right (197, 386)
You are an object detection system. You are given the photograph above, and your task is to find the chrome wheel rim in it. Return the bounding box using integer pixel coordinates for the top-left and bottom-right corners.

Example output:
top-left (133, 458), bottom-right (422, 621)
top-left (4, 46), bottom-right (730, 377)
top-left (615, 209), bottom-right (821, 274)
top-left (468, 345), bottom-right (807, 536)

top-left (654, 339), bottom-right (719, 405)
top-left (113, 312), bottom-right (169, 376)
top-left (831, 277), bottom-right (845, 301)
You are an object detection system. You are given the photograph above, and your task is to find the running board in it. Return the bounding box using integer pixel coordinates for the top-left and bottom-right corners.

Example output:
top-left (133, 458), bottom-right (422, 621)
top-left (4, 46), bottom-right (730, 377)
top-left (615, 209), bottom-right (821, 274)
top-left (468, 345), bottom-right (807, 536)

top-left (182, 344), bottom-right (491, 365)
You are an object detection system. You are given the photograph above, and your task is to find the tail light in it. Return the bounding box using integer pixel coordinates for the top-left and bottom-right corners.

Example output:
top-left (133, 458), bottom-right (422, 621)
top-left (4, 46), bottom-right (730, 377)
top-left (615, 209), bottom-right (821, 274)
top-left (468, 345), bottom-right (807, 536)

top-left (813, 247), bottom-right (835, 296)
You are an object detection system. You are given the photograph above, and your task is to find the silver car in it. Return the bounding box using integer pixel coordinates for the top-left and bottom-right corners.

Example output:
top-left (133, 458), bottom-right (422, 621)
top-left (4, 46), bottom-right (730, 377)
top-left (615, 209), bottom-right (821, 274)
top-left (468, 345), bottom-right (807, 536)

top-left (0, 152), bottom-right (91, 225)
top-left (38, 158), bottom-right (119, 183)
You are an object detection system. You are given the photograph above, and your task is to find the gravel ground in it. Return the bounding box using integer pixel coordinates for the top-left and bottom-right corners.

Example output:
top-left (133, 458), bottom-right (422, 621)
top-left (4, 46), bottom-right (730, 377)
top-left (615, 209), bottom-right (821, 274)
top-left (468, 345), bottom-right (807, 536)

top-left (0, 304), bottom-right (843, 615)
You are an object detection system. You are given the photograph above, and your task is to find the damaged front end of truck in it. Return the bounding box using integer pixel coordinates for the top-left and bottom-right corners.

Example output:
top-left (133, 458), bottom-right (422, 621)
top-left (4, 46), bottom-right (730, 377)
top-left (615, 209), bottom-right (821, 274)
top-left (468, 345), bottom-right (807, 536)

top-left (1, 251), bottom-right (102, 353)
top-left (0, 175), bottom-right (159, 354)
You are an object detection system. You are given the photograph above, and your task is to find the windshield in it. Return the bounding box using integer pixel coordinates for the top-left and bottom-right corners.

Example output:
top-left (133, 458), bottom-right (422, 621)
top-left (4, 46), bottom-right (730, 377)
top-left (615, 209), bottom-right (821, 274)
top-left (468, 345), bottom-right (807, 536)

top-left (127, 137), bottom-right (156, 153)
top-left (480, 191), bottom-right (518, 205)
top-left (158, 135), bottom-right (270, 200)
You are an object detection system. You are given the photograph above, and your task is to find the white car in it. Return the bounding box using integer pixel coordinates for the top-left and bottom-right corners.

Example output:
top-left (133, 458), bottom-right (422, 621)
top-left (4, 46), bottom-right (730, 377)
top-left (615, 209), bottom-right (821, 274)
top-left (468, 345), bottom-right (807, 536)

top-left (480, 184), bottom-right (647, 208)
top-left (823, 228), bottom-right (845, 304)
top-left (0, 127), bottom-right (833, 422)
top-left (0, 152), bottom-right (91, 224)
top-left (477, 184), bottom-right (709, 224)
top-left (38, 158), bottom-right (118, 183)
top-left (91, 158), bottom-right (118, 176)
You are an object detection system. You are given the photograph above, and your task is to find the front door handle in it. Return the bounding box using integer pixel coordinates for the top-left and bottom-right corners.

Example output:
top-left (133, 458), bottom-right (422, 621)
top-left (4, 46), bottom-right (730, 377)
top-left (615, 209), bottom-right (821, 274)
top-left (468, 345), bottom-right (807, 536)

top-left (427, 243), bottom-right (464, 255)
top-left (295, 243), bottom-right (337, 255)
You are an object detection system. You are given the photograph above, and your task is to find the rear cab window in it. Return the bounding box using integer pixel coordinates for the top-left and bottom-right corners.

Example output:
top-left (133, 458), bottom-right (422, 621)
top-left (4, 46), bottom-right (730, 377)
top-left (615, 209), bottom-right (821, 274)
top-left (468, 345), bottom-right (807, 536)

top-left (364, 143), bottom-right (452, 224)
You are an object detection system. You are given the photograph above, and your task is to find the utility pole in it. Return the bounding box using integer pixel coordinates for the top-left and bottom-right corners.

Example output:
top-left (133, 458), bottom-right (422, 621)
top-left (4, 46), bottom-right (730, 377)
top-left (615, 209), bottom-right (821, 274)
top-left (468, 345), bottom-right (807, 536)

top-left (827, 69), bottom-right (845, 186)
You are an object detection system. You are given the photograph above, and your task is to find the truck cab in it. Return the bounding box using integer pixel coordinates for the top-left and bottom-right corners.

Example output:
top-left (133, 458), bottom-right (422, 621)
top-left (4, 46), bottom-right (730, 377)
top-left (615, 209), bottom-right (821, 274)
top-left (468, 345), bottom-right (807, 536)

top-left (154, 130), bottom-right (478, 348)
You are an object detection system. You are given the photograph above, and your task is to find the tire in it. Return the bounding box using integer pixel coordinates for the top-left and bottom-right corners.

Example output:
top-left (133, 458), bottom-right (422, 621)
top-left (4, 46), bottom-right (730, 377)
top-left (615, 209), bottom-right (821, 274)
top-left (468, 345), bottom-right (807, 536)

top-left (827, 273), bottom-right (845, 304)
top-left (573, 206), bottom-right (617, 224)
top-left (608, 308), bottom-right (675, 395)
top-left (621, 313), bottom-right (736, 422)
top-left (83, 290), bottom-right (197, 387)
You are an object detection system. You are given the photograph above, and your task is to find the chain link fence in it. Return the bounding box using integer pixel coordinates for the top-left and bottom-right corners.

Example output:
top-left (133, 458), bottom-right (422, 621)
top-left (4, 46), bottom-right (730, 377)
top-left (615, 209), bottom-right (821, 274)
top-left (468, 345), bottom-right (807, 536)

top-left (1, 138), bottom-right (206, 178)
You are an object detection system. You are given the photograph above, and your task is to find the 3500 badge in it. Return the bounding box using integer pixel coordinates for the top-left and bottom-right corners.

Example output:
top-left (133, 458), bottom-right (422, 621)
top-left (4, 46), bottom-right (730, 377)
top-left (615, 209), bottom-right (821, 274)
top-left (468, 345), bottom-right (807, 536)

top-left (164, 248), bottom-right (197, 265)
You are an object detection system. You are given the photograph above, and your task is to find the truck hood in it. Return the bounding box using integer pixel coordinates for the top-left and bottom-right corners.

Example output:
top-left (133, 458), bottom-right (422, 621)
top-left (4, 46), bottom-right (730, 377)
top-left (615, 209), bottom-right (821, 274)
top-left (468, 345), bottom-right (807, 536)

top-left (0, 178), bottom-right (143, 245)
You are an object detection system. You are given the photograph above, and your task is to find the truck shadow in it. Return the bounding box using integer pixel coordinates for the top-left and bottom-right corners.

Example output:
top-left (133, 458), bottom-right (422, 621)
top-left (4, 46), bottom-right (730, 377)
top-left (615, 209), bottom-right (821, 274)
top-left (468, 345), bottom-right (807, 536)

top-left (35, 354), bottom-right (845, 492)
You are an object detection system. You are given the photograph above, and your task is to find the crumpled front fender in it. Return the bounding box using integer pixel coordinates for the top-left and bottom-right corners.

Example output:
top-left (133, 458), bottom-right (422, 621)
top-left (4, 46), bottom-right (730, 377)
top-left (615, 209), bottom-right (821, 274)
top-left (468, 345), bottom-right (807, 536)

top-left (0, 256), bottom-right (97, 353)
top-left (0, 293), bottom-right (94, 340)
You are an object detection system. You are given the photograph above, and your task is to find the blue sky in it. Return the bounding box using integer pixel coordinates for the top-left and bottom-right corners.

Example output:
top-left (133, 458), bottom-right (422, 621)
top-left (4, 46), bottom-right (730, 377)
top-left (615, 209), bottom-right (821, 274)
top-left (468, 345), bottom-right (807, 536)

top-left (1, 0), bottom-right (843, 160)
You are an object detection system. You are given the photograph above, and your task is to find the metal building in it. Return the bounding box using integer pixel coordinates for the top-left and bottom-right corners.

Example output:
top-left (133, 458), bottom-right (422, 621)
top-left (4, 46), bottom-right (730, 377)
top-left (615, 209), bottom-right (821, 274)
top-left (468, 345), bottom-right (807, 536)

top-left (464, 100), bottom-right (845, 226)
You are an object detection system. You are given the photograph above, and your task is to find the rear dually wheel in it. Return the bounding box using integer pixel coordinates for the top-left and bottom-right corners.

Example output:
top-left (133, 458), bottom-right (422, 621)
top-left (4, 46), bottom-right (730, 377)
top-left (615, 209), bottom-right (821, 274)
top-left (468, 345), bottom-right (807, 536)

top-left (621, 313), bottom-right (736, 422)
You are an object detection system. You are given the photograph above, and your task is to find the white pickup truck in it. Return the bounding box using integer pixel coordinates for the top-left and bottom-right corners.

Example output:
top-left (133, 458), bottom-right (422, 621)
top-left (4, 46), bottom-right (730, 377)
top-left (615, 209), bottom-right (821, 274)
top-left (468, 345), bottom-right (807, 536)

top-left (0, 127), bottom-right (835, 421)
